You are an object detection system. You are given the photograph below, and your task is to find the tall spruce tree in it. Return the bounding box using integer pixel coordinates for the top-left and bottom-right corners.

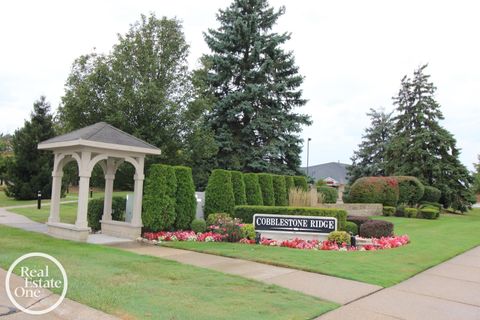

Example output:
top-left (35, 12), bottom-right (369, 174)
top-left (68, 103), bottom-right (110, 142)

top-left (348, 108), bottom-right (393, 183)
top-left (387, 65), bottom-right (473, 211)
top-left (6, 96), bottom-right (56, 200)
top-left (202, 0), bottom-right (311, 174)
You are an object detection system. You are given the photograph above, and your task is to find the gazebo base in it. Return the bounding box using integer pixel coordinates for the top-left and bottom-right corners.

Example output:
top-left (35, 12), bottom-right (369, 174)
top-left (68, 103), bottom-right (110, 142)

top-left (47, 222), bottom-right (91, 242)
top-left (101, 220), bottom-right (142, 240)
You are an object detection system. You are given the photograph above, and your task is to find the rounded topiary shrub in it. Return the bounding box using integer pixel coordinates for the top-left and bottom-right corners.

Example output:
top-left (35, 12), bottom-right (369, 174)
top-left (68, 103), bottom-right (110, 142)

top-left (243, 173), bottom-right (263, 205)
top-left (293, 176), bottom-right (308, 191)
top-left (143, 164), bottom-right (178, 231)
top-left (317, 186), bottom-right (338, 203)
top-left (191, 219), bottom-right (206, 233)
top-left (204, 169), bottom-right (235, 218)
top-left (383, 206), bottom-right (396, 216)
top-left (344, 221), bottom-right (358, 235)
top-left (422, 186), bottom-right (442, 203)
top-left (258, 173), bottom-right (275, 206)
top-left (347, 215), bottom-right (371, 229)
top-left (328, 231), bottom-right (351, 245)
top-left (394, 176), bottom-right (425, 205)
top-left (348, 176), bottom-right (399, 206)
top-left (359, 220), bottom-right (394, 238)
top-left (404, 207), bottom-right (418, 218)
top-left (284, 175), bottom-right (295, 201)
top-left (418, 208), bottom-right (438, 219)
top-left (272, 175), bottom-right (288, 206)
top-left (230, 171), bottom-right (247, 206)
top-left (173, 166), bottom-right (196, 230)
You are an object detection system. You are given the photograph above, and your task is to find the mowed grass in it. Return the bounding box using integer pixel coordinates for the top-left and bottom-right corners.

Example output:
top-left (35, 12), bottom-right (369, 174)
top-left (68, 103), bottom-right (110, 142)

top-left (0, 226), bottom-right (337, 320)
top-left (165, 209), bottom-right (480, 287)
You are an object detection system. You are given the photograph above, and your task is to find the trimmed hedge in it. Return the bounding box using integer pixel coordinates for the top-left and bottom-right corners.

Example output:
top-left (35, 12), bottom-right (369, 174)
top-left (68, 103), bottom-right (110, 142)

top-left (244, 173), bottom-right (263, 205)
top-left (359, 220), bottom-right (394, 238)
top-left (231, 171), bottom-right (247, 206)
top-left (233, 205), bottom-right (347, 230)
top-left (346, 215), bottom-right (370, 229)
top-left (191, 219), bottom-right (206, 233)
top-left (404, 207), bottom-right (418, 218)
top-left (293, 176), bottom-right (308, 191)
top-left (284, 175), bottom-right (295, 201)
top-left (328, 231), bottom-right (350, 245)
top-left (420, 201), bottom-right (442, 211)
top-left (143, 164), bottom-right (177, 231)
top-left (348, 176), bottom-right (399, 206)
top-left (418, 208), bottom-right (438, 219)
top-left (204, 169), bottom-right (235, 217)
top-left (383, 206), bottom-right (395, 216)
top-left (317, 186), bottom-right (338, 204)
top-left (87, 197), bottom-right (125, 231)
top-left (422, 186), bottom-right (442, 203)
top-left (173, 166), bottom-right (196, 230)
top-left (272, 175), bottom-right (288, 206)
top-left (258, 173), bottom-right (275, 206)
top-left (395, 176), bottom-right (425, 205)
top-left (344, 221), bottom-right (358, 235)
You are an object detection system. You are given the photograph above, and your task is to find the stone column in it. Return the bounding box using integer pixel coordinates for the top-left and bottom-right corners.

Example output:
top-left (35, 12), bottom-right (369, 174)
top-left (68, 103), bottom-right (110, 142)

top-left (75, 151), bottom-right (91, 229)
top-left (102, 174), bottom-right (115, 221)
top-left (48, 172), bottom-right (63, 223)
top-left (131, 157), bottom-right (144, 227)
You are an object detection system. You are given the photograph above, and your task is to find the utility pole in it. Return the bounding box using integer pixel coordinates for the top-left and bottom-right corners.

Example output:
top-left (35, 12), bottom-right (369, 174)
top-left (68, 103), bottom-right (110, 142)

top-left (306, 137), bottom-right (312, 177)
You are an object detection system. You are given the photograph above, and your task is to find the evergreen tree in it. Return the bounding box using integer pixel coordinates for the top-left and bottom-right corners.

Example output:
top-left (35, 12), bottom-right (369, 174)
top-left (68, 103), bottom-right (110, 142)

top-left (348, 108), bottom-right (393, 183)
top-left (202, 0), bottom-right (311, 174)
top-left (5, 97), bottom-right (56, 200)
top-left (387, 65), bottom-right (473, 211)
top-left (473, 155), bottom-right (480, 194)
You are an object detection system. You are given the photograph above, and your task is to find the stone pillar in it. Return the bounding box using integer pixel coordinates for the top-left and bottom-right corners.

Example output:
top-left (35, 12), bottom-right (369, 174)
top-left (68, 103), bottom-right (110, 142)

top-left (131, 157), bottom-right (144, 227)
top-left (48, 172), bottom-right (63, 223)
top-left (102, 174), bottom-right (115, 221)
top-left (75, 151), bottom-right (91, 229)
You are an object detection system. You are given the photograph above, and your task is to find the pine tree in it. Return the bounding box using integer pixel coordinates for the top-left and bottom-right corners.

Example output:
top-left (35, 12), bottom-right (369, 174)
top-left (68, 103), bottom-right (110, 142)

top-left (348, 108), bottom-right (393, 183)
top-left (5, 97), bottom-right (56, 200)
top-left (202, 0), bottom-right (311, 174)
top-left (387, 65), bottom-right (473, 211)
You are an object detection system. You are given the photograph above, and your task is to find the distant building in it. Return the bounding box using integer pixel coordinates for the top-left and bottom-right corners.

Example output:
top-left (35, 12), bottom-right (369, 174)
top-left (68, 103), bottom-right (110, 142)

top-left (300, 162), bottom-right (349, 202)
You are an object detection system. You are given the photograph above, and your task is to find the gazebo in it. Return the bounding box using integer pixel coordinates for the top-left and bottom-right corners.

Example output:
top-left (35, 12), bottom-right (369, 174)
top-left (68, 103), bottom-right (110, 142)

top-left (38, 122), bottom-right (160, 241)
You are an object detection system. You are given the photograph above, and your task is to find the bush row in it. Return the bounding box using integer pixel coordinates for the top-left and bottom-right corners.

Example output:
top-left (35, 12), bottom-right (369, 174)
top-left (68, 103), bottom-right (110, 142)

top-left (394, 205), bottom-right (440, 219)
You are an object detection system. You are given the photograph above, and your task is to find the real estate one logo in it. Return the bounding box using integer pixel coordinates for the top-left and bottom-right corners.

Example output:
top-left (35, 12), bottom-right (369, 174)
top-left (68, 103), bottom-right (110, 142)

top-left (5, 252), bottom-right (68, 315)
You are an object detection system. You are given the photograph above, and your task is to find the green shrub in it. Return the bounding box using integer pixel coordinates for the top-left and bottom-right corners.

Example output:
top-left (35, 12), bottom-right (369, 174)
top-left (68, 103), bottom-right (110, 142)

top-left (240, 224), bottom-right (256, 240)
top-left (191, 219), bottom-right (206, 233)
top-left (206, 212), bottom-right (232, 226)
top-left (359, 220), bottom-right (394, 238)
top-left (404, 207), bottom-right (418, 218)
top-left (418, 208), bottom-right (439, 219)
top-left (316, 179), bottom-right (327, 187)
top-left (143, 164), bottom-right (177, 231)
top-left (284, 175), bottom-right (295, 201)
top-left (342, 185), bottom-right (351, 203)
top-left (420, 201), bottom-right (442, 211)
top-left (257, 173), bottom-right (275, 206)
top-left (173, 166), bottom-right (196, 230)
top-left (231, 171), bottom-right (247, 206)
top-left (317, 186), bottom-right (338, 203)
top-left (421, 186), bottom-right (442, 203)
top-left (394, 176), bottom-right (425, 205)
top-left (234, 205), bottom-right (347, 230)
top-left (383, 206), bottom-right (395, 216)
top-left (348, 177), bottom-right (399, 206)
top-left (346, 215), bottom-right (370, 229)
top-left (272, 175), bottom-right (288, 206)
top-left (87, 197), bottom-right (126, 231)
top-left (293, 176), bottom-right (308, 191)
top-left (344, 221), bottom-right (358, 235)
top-left (328, 231), bottom-right (351, 245)
top-left (243, 173), bottom-right (263, 205)
top-left (395, 204), bottom-right (405, 217)
top-left (204, 169), bottom-right (235, 217)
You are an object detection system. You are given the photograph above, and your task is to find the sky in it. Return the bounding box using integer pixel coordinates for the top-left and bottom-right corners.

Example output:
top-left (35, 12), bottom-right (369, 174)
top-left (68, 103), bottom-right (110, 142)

top-left (0, 0), bottom-right (479, 170)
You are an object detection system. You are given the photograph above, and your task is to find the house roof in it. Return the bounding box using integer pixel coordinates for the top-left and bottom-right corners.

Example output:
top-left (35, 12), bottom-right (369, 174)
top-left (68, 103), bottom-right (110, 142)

top-left (301, 162), bottom-right (348, 184)
top-left (38, 122), bottom-right (161, 155)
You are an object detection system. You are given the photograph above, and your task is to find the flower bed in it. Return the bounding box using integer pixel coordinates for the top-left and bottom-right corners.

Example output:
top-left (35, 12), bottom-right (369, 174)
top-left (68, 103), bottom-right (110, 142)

top-left (143, 230), bottom-right (225, 242)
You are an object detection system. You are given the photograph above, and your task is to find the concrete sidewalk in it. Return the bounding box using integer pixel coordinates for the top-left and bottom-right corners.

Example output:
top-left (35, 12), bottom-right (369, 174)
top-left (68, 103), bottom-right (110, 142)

top-left (318, 246), bottom-right (480, 320)
top-left (109, 241), bottom-right (382, 305)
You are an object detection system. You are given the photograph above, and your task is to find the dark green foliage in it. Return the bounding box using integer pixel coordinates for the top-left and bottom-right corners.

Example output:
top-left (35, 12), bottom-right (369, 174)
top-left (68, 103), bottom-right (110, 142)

top-left (395, 176), bottom-right (425, 205)
top-left (344, 221), bottom-right (358, 236)
top-left (474, 155), bottom-right (480, 194)
top-left (395, 204), bottom-right (406, 217)
top-left (143, 164), bottom-right (177, 231)
top-left (233, 205), bottom-right (347, 230)
top-left (327, 231), bottom-right (350, 245)
top-left (191, 219), bottom-right (206, 233)
top-left (420, 201), bottom-right (442, 211)
top-left (348, 177), bottom-right (399, 206)
top-left (230, 171), bottom-right (247, 206)
top-left (383, 206), bottom-right (396, 216)
top-left (204, 169), bottom-right (235, 217)
top-left (404, 207), bottom-right (418, 218)
top-left (359, 220), bottom-right (394, 238)
top-left (5, 97), bottom-right (56, 200)
top-left (243, 173), bottom-right (263, 205)
top-left (346, 215), bottom-right (371, 229)
top-left (87, 197), bottom-right (126, 231)
top-left (202, 0), bottom-right (311, 173)
top-left (284, 175), bottom-right (294, 201)
top-left (173, 166), bottom-right (197, 230)
top-left (272, 175), bottom-right (288, 206)
top-left (258, 173), bottom-right (275, 206)
top-left (317, 186), bottom-right (338, 204)
top-left (418, 208), bottom-right (439, 219)
top-left (293, 176), bottom-right (308, 191)
top-left (422, 186), bottom-right (442, 203)
top-left (348, 108), bottom-right (393, 183)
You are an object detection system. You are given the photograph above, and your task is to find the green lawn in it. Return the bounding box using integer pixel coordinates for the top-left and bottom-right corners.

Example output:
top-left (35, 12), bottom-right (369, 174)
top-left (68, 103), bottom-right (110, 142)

top-left (0, 226), bottom-right (337, 320)
top-left (165, 209), bottom-right (480, 287)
